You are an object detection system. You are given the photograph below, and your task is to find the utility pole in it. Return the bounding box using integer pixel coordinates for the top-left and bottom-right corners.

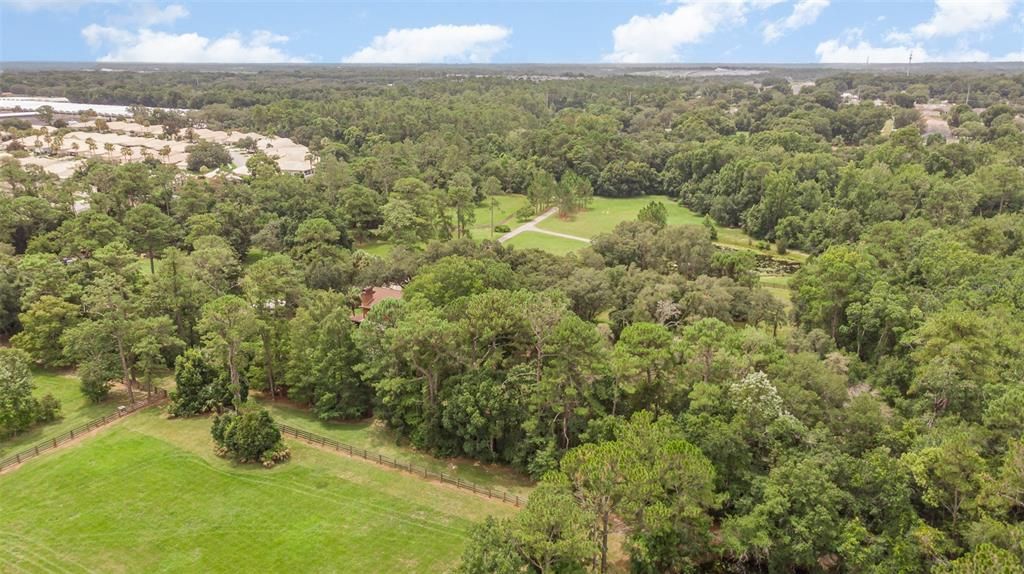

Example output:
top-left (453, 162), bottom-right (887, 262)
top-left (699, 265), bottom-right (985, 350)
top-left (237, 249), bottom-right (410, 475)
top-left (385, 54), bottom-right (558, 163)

top-left (965, 83), bottom-right (971, 107)
top-left (907, 52), bottom-right (912, 77)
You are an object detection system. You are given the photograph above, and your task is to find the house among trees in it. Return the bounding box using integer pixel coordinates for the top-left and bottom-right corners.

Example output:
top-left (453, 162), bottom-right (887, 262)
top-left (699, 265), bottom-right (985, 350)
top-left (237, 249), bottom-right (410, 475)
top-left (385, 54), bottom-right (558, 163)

top-left (350, 286), bottom-right (402, 323)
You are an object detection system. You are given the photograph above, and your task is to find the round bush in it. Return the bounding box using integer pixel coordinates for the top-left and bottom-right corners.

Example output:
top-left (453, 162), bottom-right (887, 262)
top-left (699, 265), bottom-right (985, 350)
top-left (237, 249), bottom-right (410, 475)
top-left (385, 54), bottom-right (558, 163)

top-left (211, 403), bottom-right (288, 466)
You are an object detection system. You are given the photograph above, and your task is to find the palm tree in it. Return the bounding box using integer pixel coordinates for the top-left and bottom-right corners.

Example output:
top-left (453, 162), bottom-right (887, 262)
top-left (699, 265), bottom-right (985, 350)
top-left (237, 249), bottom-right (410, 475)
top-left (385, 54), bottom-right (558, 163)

top-left (159, 145), bottom-right (171, 164)
top-left (51, 133), bottom-right (64, 155)
top-left (121, 146), bottom-right (133, 163)
top-left (104, 142), bottom-right (114, 159)
top-left (71, 142), bottom-right (80, 154)
top-left (85, 137), bottom-right (97, 155)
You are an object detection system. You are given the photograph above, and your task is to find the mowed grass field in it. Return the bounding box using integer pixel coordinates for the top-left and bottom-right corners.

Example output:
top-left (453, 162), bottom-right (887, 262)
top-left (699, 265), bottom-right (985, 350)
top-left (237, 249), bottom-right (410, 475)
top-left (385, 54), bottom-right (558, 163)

top-left (504, 230), bottom-right (589, 256)
top-left (263, 400), bottom-right (534, 497)
top-left (536, 196), bottom-right (807, 262)
top-left (0, 371), bottom-right (131, 458)
top-left (0, 408), bottom-right (514, 573)
top-left (472, 194), bottom-right (529, 231)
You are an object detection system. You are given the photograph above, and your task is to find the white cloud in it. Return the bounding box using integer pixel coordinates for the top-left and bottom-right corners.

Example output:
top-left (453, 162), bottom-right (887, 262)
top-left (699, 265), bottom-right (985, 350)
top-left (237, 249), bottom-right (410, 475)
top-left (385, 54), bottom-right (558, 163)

top-left (911, 0), bottom-right (1015, 38)
top-left (763, 0), bottom-right (830, 43)
top-left (815, 38), bottom-right (927, 63)
top-left (5, 0), bottom-right (113, 11)
top-left (815, 37), bottom-right (1001, 63)
top-left (81, 26), bottom-right (307, 63)
top-left (134, 4), bottom-right (189, 27)
top-left (885, 30), bottom-right (914, 44)
top-left (604, 0), bottom-right (749, 62)
top-left (343, 24), bottom-right (511, 63)
top-left (82, 24), bottom-right (135, 48)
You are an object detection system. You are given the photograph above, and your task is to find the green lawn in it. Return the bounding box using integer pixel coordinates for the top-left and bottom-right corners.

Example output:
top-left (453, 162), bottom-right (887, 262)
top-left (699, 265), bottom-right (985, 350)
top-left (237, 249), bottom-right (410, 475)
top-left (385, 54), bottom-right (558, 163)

top-left (354, 240), bottom-right (395, 257)
top-left (0, 371), bottom-right (131, 458)
top-left (262, 400), bottom-right (534, 497)
top-left (504, 231), bottom-right (588, 256)
top-left (760, 274), bottom-right (793, 311)
top-left (472, 194), bottom-right (529, 231)
top-left (536, 196), bottom-right (807, 262)
top-left (0, 409), bottom-right (514, 573)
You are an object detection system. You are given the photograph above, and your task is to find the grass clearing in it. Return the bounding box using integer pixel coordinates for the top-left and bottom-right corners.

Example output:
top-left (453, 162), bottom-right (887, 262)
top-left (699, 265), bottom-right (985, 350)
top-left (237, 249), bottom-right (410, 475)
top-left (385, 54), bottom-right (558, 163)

top-left (354, 239), bottom-right (395, 257)
top-left (504, 230), bottom-right (588, 256)
top-left (0, 409), bottom-right (514, 573)
top-left (0, 371), bottom-right (131, 458)
top-left (472, 194), bottom-right (529, 232)
top-left (536, 196), bottom-right (807, 263)
top-left (262, 399), bottom-right (534, 497)
top-left (760, 274), bottom-right (793, 311)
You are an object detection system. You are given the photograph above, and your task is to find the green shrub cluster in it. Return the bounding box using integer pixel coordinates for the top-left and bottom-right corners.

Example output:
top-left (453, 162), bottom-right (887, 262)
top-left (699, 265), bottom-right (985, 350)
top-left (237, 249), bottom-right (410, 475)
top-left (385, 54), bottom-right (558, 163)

top-left (211, 402), bottom-right (290, 468)
top-left (0, 348), bottom-right (62, 437)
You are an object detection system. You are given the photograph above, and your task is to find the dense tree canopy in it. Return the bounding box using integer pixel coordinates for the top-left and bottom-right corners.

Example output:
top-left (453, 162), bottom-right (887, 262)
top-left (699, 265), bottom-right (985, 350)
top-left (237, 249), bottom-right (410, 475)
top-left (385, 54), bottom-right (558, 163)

top-left (2, 66), bottom-right (1023, 572)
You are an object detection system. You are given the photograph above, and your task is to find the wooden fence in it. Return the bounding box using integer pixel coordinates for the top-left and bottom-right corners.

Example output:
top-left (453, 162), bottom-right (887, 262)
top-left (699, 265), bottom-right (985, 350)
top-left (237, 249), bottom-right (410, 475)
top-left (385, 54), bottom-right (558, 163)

top-left (0, 388), bottom-right (168, 473)
top-left (278, 423), bottom-right (526, 507)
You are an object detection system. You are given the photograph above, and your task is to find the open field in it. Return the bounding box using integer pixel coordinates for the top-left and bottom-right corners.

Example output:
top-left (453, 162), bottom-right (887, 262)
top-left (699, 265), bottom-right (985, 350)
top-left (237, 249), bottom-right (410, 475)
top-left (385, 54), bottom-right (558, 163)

top-left (0, 409), bottom-right (514, 573)
top-left (537, 196), bottom-right (807, 262)
top-left (354, 239), bottom-right (395, 257)
top-left (0, 371), bottom-right (130, 458)
top-left (504, 230), bottom-right (588, 255)
top-left (262, 399), bottom-right (534, 497)
top-left (472, 194), bottom-right (529, 232)
top-left (760, 274), bottom-right (793, 311)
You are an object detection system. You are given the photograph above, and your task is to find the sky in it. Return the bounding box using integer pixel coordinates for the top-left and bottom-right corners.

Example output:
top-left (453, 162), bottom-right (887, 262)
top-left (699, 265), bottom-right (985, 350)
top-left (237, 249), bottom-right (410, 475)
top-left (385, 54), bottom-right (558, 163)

top-left (1, 0), bottom-right (1023, 64)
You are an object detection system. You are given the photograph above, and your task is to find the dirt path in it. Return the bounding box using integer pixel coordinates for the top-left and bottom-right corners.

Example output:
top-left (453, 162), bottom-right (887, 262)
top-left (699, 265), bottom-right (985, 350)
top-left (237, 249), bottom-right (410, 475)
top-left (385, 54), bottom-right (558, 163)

top-left (498, 207), bottom-right (591, 244)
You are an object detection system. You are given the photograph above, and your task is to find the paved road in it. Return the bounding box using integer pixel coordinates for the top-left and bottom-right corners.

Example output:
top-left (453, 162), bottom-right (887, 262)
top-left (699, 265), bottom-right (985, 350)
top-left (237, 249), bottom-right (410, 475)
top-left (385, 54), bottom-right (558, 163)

top-left (498, 207), bottom-right (591, 244)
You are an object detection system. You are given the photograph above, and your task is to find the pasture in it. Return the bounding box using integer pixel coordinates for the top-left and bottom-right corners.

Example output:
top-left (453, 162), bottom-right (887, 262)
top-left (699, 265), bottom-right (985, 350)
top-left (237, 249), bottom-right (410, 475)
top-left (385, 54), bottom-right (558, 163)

top-left (0, 372), bottom-right (130, 458)
top-left (264, 400), bottom-right (533, 497)
top-left (536, 196), bottom-right (807, 262)
top-left (0, 409), bottom-right (514, 573)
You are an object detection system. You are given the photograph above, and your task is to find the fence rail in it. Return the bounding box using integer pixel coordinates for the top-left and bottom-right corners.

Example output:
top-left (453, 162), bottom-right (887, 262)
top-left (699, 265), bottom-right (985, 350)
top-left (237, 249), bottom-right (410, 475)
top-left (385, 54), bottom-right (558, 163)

top-left (278, 423), bottom-right (526, 507)
top-left (0, 388), bottom-right (168, 473)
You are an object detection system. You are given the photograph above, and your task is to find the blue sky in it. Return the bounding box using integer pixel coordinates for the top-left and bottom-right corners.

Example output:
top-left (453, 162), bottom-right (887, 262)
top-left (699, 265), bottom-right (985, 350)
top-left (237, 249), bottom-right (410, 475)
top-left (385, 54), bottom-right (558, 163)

top-left (2, 1), bottom-right (1023, 64)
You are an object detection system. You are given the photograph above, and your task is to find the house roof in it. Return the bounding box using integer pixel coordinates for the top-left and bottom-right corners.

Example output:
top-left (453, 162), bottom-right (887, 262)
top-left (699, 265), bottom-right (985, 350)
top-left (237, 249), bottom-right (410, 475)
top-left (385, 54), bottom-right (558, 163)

top-left (351, 286), bottom-right (403, 323)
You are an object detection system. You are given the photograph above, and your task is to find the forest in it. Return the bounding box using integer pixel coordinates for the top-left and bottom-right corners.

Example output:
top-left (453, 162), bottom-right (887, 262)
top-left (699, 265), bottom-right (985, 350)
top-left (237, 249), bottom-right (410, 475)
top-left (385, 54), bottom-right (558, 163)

top-left (1, 67), bottom-right (1024, 573)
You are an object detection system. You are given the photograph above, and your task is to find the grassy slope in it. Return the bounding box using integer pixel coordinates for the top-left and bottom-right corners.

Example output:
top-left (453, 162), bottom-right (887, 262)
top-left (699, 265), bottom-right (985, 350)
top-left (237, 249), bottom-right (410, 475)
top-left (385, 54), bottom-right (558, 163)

top-left (0, 409), bottom-right (513, 573)
top-left (262, 400), bottom-right (534, 497)
top-left (504, 231), bottom-right (588, 256)
top-left (0, 372), bottom-right (131, 458)
top-left (536, 196), bottom-right (807, 262)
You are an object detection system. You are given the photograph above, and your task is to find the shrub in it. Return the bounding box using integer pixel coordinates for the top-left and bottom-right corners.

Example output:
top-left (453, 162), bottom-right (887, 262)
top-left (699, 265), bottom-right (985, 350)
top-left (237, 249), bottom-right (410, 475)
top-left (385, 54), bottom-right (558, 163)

top-left (515, 206), bottom-right (535, 222)
top-left (78, 360), bottom-right (116, 403)
top-left (0, 349), bottom-right (37, 436)
top-left (0, 350), bottom-right (62, 435)
top-left (211, 402), bottom-right (290, 467)
top-left (494, 224), bottom-right (511, 233)
top-left (170, 349), bottom-right (233, 417)
top-left (35, 394), bottom-right (62, 423)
